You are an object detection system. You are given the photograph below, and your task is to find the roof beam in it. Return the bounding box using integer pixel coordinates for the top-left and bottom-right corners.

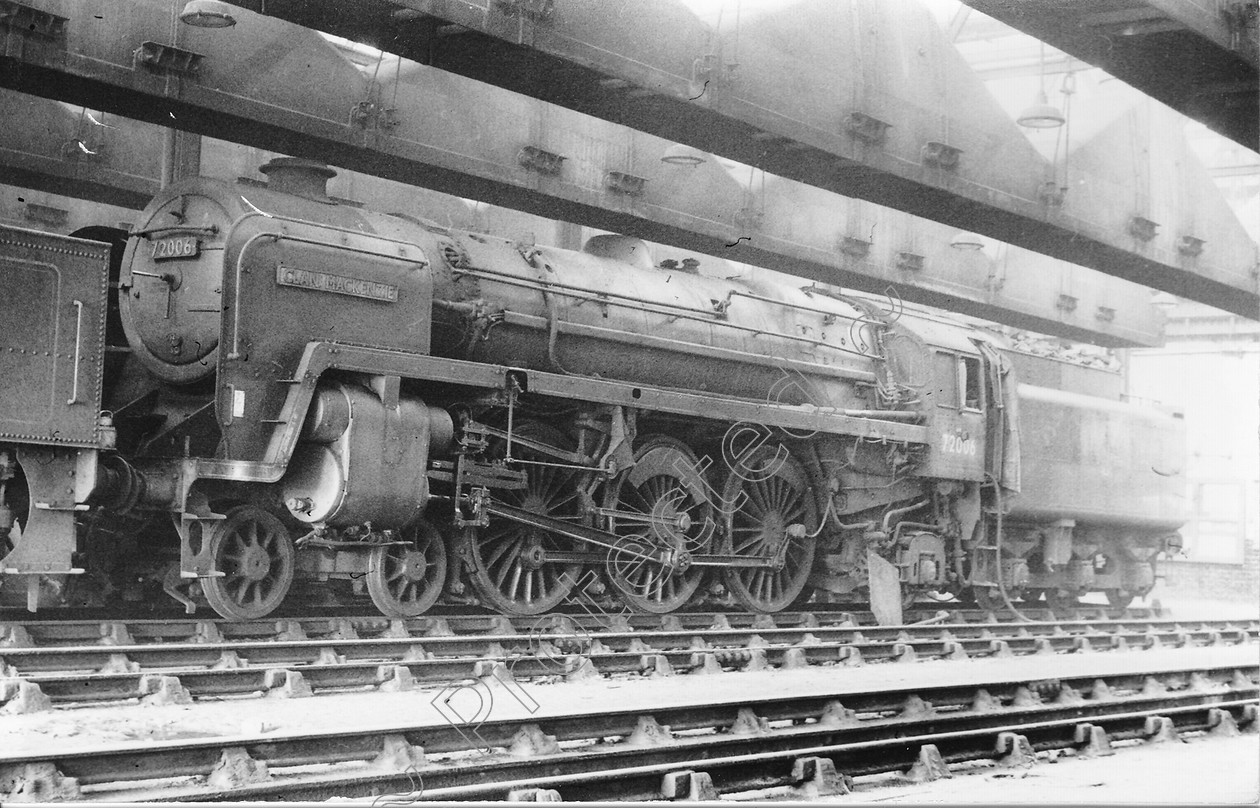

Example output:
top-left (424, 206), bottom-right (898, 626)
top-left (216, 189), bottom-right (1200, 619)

top-left (221, 0), bottom-right (1258, 318)
top-left (960, 0), bottom-right (1259, 148)
top-left (0, 5), bottom-right (1182, 344)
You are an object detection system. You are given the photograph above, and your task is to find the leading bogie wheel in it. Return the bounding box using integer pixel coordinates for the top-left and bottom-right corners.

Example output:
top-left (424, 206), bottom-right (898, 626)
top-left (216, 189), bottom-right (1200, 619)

top-left (465, 420), bottom-right (588, 615)
top-left (720, 445), bottom-right (818, 613)
top-left (367, 519), bottom-right (448, 618)
top-left (202, 505), bottom-right (296, 621)
top-left (604, 436), bottom-right (714, 613)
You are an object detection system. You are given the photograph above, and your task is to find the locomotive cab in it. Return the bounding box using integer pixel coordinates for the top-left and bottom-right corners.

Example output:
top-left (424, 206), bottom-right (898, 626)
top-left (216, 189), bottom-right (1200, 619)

top-left (910, 319), bottom-right (996, 483)
top-left (922, 347), bottom-right (987, 481)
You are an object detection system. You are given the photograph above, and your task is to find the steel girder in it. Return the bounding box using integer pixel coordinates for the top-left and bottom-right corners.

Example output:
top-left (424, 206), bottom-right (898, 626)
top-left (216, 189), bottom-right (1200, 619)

top-left (0, 4), bottom-right (1166, 343)
top-left (226, 0), bottom-right (1260, 318)
top-left (960, 0), bottom-right (1259, 150)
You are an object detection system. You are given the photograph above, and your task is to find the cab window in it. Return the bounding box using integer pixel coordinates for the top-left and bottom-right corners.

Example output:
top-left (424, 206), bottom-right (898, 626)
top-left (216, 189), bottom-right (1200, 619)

top-left (933, 351), bottom-right (958, 408)
top-left (961, 355), bottom-right (982, 410)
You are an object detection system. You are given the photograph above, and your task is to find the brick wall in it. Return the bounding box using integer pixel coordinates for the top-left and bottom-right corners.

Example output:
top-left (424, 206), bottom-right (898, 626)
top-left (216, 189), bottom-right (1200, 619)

top-left (1157, 541), bottom-right (1260, 601)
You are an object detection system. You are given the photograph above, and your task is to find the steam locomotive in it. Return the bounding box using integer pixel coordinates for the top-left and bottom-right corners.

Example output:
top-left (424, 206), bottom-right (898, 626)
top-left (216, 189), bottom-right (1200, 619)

top-left (0, 158), bottom-right (1186, 621)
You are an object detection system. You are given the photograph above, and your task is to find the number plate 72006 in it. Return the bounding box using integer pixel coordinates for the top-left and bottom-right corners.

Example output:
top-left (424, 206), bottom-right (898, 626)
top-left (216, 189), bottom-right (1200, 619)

top-left (152, 235), bottom-right (199, 261)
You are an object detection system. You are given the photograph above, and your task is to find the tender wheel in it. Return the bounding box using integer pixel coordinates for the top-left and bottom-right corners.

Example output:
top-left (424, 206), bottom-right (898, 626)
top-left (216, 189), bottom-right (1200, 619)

top-left (971, 586), bottom-right (1001, 612)
top-left (367, 520), bottom-right (448, 618)
top-left (1044, 589), bottom-right (1080, 612)
top-left (604, 437), bottom-right (714, 613)
top-left (925, 587), bottom-right (962, 603)
top-left (1104, 588), bottom-right (1136, 609)
top-left (465, 421), bottom-right (588, 615)
top-left (202, 505), bottom-right (295, 621)
top-left (905, 583), bottom-right (964, 610)
top-left (1023, 588), bottom-right (1049, 610)
top-left (720, 446), bottom-right (818, 613)
top-left (972, 583), bottom-right (1029, 612)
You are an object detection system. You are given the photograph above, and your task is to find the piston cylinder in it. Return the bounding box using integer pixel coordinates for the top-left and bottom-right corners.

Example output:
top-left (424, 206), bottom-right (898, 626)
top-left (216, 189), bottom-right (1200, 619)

top-left (280, 382), bottom-right (450, 528)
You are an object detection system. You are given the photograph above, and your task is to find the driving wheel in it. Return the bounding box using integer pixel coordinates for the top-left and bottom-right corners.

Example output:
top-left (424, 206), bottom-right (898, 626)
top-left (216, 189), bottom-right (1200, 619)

top-left (720, 446), bottom-right (818, 612)
top-left (604, 437), bottom-right (714, 613)
top-left (202, 505), bottom-right (295, 621)
top-left (465, 421), bottom-right (588, 615)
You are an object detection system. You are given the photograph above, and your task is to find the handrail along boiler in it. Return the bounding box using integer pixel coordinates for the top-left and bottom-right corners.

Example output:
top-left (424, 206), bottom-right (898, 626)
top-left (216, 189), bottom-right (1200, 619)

top-left (0, 159), bottom-right (1186, 620)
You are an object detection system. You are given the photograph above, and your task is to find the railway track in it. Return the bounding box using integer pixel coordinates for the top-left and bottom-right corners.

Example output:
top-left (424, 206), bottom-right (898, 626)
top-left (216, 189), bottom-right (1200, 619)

top-left (0, 602), bottom-right (1166, 626)
top-left (1, 607), bottom-right (1253, 709)
top-left (2, 650), bottom-right (1254, 801)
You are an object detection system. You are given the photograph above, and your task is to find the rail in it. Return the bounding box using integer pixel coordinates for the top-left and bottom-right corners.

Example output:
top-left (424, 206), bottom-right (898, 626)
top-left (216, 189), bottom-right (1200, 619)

top-left (0, 611), bottom-right (1252, 708)
top-left (2, 653), bottom-right (1253, 801)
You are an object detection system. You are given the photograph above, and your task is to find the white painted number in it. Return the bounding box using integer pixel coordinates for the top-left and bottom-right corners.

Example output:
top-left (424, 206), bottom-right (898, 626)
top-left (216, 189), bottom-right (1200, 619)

top-left (152, 236), bottom-right (198, 261)
top-left (942, 433), bottom-right (976, 456)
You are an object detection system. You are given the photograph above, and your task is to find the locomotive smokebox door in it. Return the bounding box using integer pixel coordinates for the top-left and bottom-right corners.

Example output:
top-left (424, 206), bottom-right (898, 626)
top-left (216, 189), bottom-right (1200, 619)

top-left (119, 193), bottom-right (230, 385)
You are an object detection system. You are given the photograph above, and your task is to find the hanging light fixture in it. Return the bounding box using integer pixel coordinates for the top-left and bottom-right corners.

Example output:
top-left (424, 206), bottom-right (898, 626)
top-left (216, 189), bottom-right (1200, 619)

top-left (1017, 90), bottom-right (1066, 129)
top-left (179, 0), bottom-right (237, 28)
top-left (660, 143), bottom-right (707, 166)
top-left (1016, 42), bottom-right (1065, 129)
top-left (950, 231), bottom-right (986, 251)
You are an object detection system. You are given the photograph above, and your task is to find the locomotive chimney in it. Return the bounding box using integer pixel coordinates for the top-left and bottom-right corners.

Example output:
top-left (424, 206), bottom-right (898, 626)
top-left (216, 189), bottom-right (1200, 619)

top-left (259, 157), bottom-right (337, 202)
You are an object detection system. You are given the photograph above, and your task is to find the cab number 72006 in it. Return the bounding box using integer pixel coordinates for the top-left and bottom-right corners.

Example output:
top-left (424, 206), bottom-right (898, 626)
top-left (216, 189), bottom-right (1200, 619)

top-left (941, 432), bottom-right (977, 456)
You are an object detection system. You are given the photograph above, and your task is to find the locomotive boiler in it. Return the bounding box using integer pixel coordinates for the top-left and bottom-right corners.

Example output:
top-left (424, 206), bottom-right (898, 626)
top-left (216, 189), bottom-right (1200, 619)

top-left (0, 159), bottom-right (1186, 621)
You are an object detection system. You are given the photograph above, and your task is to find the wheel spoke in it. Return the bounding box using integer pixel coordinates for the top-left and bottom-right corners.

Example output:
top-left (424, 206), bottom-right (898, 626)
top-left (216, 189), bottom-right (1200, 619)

top-left (492, 550), bottom-right (520, 588)
top-left (545, 489), bottom-right (582, 512)
top-left (769, 479), bottom-right (784, 509)
top-left (746, 482), bottom-right (771, 516)
top-left (507, 564), bottom-right (523, 600)
top-left (484, 534), bottom-right (521, 568)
